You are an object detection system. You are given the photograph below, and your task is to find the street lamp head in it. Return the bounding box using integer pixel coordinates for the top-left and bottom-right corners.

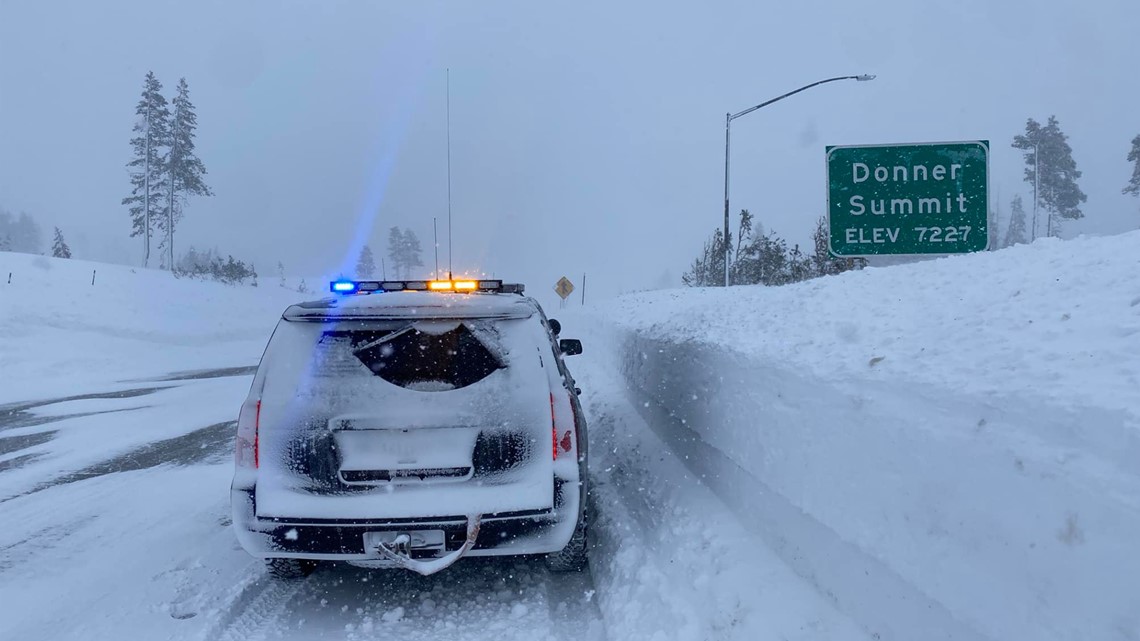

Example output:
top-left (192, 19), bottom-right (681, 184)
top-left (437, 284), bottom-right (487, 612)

top-left (855, 74), bottom-right (876, 81)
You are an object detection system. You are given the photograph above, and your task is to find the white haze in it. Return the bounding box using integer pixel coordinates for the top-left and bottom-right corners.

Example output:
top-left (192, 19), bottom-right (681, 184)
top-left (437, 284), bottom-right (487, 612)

top-left (1, 0), bottom-right (1138, 307)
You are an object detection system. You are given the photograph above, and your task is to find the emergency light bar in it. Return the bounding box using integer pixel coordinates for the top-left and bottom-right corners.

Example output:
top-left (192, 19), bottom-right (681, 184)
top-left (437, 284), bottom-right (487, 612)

top-left (329, 279), bottom-right (524, 295)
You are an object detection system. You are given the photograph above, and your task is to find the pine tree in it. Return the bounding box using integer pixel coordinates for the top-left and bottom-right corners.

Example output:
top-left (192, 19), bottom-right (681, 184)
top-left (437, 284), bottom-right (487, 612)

top-left (755, 232), bottom-right (789, 286)
top-left (356, 245), bottom-right (376, 278)
top-left (734, 210), bottom-right (753, 264)
top-left (51, 227), bottom-right (71, 258)
top-left (808, 215), bottom-right (866, 277)
top-left (682, 228), bottom-right (727, 287)
top-left (811, 215), bottom-right (833, 276)
top-left (1124, 134), bottom-right (1140, 198)
top-left (387, 227), bottom-right (405, 278)
top-left (401, 230), bottom-right (425, 278)
top-left (681, 239), bottom-right (706, 287)
top-left (277, 261), bottom-right (286, 288)
top-left (1012, 116), bottom-right (1087, 238)
top-left (385, 227), bottom-right (426, 279)
top-left (723, 211), bottom-right (751, 285)
top-left (160, 78), bottom-right (212, 269)
top-left (696, 215), bottom-right (817, 287)
top-left (1004, 195), bottom-right (1029, 247)
top-left (122, 72), bottom-right (171, 267)
top-left (175, 246), bottom-right (212, 278)
top-left (787, 244), bottom-right (812, 283)
top-left (0, 209), bottom-right (43, 254)
top-left (17, 212), bottom-right (41, 253)
top-left (297, 278), bottom-right (308, 294)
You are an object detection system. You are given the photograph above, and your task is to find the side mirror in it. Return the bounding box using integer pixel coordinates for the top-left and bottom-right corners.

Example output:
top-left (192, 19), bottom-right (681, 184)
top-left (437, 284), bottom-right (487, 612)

top-left (548, 318), bottom-right (562, 336)
top-left (559, 338), bottom-right (583, 356)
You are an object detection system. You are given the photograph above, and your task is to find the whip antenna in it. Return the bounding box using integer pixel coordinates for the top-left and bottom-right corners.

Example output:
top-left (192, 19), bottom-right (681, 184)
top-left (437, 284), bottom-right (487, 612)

top-left (446, 68), bottom-right (453, 280)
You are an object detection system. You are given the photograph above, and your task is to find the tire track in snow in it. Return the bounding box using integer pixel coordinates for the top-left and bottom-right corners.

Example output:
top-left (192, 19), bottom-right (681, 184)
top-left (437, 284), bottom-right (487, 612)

top-left (204, 573), bottom-right (307, 641)
top-left (204, 559), bottom-right (607, 641)
top-left (1, 420), bottom-right (235, 504)
top-left (540, 545), bottom-right (608, 641)
top-left (0, 386), bottom-right (170, 429)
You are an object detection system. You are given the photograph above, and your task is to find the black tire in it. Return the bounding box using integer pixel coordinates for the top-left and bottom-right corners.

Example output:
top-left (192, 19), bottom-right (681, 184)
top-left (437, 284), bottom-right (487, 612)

top-left (545, 520), bottom-right (588, 572)
top-left (266, 558), bottom-right (318, 580)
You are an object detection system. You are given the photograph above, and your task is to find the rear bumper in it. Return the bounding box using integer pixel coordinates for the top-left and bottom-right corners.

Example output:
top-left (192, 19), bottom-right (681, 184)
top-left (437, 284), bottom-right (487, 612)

top-left (231, 479), bottom-right (581, 561)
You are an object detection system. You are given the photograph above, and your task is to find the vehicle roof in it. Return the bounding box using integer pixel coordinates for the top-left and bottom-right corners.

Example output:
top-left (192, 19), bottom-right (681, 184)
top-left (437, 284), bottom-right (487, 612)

top-left (282, 291), bottom-right (539, 321)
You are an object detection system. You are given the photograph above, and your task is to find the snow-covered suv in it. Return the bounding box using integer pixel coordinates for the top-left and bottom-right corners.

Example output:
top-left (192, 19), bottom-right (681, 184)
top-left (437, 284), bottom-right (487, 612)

top-left (231, 280), bottom-right (588, 577)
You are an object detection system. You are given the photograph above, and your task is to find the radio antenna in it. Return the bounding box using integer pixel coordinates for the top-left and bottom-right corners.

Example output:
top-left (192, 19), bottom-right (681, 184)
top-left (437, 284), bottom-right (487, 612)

top-left (433, 216), bottom-right (440, 279)
top-left (446, 68), bottom-right (453, 280)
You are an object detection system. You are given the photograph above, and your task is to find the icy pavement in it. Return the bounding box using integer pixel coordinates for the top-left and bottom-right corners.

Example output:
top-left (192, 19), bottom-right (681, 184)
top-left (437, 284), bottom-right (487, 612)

top-left (0, 368), bottom-right (606, 641)
top-left (0, 459), bottom-right (605, 641)
top-left (0, 352), bottom-right (861, 641)
top-left (207, 555), bottom-right (604, 641)
top-left (0, 374), bottom-right (246, 502)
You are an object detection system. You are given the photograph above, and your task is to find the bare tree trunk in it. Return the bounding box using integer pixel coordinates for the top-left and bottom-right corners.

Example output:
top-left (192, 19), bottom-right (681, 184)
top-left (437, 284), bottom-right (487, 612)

top-left (167, 124), bottom-right (178, 270)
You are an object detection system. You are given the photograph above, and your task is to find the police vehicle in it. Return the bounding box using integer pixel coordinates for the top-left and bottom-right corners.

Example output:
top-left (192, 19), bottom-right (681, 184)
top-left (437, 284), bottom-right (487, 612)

top-left (231, 279), bottom-right (588, 577)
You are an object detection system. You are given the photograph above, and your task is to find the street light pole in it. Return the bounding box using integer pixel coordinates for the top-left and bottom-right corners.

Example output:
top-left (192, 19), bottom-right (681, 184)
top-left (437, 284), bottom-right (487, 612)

top-left (723, 112), bottom-right (731, 285)
top-left (722, 74), bottom-right (875, 286)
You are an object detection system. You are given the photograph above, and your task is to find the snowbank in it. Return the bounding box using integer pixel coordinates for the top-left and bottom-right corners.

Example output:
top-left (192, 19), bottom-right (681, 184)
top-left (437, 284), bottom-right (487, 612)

top-left (610, 233), bottom-right (1140, 418)
top-left (595, 232), bottom-right (1140, 641)
top-left (571, 323), bottom-right (870, 641)
top-left (0, 252), bottom-right (304, 403)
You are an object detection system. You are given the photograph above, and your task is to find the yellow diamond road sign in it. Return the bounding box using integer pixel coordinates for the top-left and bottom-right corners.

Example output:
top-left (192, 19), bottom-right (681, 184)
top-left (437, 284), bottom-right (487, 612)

top-left (554, 276), bottom-right (574, 300)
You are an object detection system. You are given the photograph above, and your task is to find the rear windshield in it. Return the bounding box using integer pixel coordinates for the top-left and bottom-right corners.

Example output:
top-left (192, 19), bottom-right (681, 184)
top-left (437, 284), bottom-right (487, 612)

top-left (318, 321), bottom-right (505, 391)
top-left (262, 314), bottom-right (542, 394)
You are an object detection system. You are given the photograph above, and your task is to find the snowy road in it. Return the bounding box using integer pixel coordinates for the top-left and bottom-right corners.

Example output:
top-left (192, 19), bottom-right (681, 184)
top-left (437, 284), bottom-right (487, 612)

top-left (0, 252), bottom-right (873, 640)
top-left (0, 368), bottom-right (610, 641)
top-left (0, 341), bottom-right (863, 640)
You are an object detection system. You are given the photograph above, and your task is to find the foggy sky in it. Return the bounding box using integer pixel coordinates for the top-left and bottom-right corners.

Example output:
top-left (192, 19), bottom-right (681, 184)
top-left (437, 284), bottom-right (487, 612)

top-left (2, 0), bottom-right (1138, 307)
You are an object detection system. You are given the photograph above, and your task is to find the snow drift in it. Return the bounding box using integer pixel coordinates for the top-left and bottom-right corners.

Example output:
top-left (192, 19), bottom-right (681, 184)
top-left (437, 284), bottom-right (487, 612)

top-left (0, 252), bottom-right (303, 404)
top-left (596, 232), bottom-right (1140, 641)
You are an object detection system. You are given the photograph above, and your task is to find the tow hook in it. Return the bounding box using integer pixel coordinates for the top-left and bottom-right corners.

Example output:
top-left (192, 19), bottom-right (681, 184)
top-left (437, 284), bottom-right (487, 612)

top-left (389, 533), bottom-right (412, 557)
top-left (374, 514), bottom-right (482, 576)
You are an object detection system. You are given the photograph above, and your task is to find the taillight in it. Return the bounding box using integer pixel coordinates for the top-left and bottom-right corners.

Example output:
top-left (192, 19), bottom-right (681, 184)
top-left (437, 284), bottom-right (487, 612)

top-left (236, 398), bottom-right (260, 469)
top-left (550, 392), bottom-right (577, 460)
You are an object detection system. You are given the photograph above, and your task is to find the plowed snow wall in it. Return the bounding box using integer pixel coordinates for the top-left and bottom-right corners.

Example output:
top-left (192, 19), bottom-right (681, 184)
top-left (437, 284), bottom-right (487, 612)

top-left (620, 332), bottom-right (1140, 641)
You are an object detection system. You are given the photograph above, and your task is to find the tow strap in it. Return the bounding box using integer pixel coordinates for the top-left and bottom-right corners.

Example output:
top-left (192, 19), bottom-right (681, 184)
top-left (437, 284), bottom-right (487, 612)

top-left (373, 514), bottom-right (482, 576)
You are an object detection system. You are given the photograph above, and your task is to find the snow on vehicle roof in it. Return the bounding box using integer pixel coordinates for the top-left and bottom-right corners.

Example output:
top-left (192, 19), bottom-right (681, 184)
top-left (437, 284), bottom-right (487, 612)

top-left (282, 291), bottom-right (538, 321)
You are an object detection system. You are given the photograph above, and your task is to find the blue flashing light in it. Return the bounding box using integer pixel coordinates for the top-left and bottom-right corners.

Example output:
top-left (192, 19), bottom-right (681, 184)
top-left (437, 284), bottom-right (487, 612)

top-left (331, 280), bottom-right (358, 294)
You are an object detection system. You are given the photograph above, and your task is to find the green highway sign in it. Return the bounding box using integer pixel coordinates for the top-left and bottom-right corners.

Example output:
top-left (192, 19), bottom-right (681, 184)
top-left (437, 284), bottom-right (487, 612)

top-left (826, 141), bottom-right (989, 257)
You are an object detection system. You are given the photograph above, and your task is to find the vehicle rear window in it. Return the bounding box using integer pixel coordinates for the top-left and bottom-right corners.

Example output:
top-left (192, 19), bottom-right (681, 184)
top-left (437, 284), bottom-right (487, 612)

top-left (314, 321), bottom-right (506, 391)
